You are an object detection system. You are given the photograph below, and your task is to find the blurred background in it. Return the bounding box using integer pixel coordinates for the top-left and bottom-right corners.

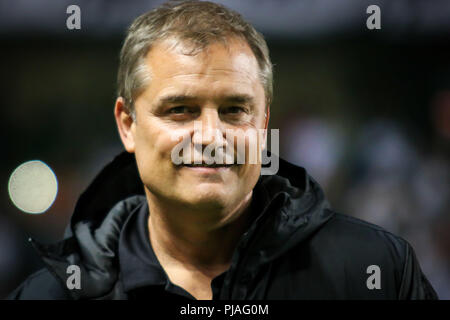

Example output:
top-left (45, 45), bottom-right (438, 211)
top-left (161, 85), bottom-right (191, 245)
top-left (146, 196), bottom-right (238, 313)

top-left (1, 0), bottom-right (449, 299)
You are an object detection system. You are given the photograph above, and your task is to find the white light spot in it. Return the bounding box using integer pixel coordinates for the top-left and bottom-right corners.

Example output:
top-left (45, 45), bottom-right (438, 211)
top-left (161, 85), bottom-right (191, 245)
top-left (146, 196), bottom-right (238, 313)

top-left (8, 160), bottom-right (58, 214)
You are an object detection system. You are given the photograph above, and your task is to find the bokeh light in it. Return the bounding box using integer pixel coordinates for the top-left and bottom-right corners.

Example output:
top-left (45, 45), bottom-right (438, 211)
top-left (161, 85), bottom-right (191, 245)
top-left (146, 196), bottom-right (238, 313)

top-left (8, 160), bottom-right (58, 214)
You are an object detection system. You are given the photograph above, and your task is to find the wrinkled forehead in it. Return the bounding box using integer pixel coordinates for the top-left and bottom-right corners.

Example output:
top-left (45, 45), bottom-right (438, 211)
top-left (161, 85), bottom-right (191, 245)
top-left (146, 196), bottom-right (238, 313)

top-left (145, 36), bottom-right (261, 82)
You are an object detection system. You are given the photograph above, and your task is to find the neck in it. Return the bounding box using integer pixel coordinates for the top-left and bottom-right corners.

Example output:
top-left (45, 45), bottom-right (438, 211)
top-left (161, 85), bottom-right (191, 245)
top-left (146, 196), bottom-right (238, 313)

top-left (146, 190), bottom-right (254, 274)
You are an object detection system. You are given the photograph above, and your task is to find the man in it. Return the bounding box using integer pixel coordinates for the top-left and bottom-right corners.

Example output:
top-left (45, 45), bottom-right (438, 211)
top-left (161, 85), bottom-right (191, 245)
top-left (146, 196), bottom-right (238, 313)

top-left (9, 0), bottom-right (437, 300)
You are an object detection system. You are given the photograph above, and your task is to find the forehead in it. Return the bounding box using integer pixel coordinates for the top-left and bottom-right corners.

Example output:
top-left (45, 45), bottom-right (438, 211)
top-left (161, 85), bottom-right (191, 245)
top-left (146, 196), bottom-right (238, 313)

top-left (142, 37), bottom-right (263, 98)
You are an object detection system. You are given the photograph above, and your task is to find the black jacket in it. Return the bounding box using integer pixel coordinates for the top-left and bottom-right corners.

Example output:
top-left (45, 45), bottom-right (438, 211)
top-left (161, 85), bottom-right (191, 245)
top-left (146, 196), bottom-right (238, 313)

top-left (8, 152), bottom-right (438, 300)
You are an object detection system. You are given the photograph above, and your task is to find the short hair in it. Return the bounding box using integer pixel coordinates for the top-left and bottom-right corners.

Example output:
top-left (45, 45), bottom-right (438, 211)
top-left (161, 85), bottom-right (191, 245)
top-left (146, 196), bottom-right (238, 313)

top-left (117, 0), bottom-right (273, 118)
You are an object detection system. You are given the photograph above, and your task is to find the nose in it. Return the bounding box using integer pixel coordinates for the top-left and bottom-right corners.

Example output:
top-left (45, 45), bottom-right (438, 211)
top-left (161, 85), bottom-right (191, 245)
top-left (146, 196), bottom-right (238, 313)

top-left (192, 108), bottom-right (225, 147)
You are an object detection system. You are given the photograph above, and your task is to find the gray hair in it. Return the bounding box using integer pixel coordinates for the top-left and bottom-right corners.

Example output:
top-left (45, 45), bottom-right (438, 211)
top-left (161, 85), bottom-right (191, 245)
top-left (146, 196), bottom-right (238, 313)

top-left (117, 0), bottom-right (273, 118)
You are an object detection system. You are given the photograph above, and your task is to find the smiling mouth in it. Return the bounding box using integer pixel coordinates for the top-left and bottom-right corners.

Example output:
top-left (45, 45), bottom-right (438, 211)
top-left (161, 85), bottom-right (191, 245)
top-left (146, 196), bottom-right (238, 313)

top-left (181, 163), bottom-right (237, 168)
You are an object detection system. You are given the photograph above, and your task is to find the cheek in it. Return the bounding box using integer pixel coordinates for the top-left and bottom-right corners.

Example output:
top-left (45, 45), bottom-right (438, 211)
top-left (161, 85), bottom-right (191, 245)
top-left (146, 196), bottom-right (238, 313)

top-left (135, 121), bottom-right (175, 158)
top-left (134, 123), bottom-right (181, 187)
top-left (237, 164), bottom-right (261, 195)
top-left (133, 126), bottom-right (166, 183)
top-left (135, 125), bottom-right (188, 189)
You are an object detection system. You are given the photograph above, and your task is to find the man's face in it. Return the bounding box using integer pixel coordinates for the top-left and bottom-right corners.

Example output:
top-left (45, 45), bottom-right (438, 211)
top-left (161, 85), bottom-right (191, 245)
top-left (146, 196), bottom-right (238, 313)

top-left (121, 37), bottom-right (268, 211)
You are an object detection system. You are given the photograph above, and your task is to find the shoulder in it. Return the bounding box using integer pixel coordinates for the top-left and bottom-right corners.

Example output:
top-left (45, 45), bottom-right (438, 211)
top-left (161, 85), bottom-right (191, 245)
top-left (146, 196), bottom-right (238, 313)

top-left (308, 212), bottom-right (437, 299)
top-left (306, 212), bottom-right (409, 289)
top-left (7, 268), bottom-right (71, 300)
top-left (317, 212), bottom-right (409, 260)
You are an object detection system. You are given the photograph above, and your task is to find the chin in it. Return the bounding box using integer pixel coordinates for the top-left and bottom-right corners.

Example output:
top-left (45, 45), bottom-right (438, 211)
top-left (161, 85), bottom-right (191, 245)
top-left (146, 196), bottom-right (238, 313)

top-left (181, 188), bottom-right (231, 210)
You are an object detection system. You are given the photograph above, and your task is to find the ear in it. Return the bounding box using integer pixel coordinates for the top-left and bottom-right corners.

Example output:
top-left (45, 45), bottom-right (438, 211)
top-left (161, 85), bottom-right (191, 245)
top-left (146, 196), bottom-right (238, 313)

top-left (264, 105), bottom-right (270, 130)
top-left (114, 97), bottom-right (136, 153)
top-left (262, 105), bottom-right (270, 150)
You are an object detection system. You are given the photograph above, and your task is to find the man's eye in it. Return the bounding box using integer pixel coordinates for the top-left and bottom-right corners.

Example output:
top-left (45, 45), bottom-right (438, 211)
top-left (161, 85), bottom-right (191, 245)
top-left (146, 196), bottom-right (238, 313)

top-left (169, 106), bottom-right (190, 114)
top-left (223, 106), bottom-right (246, 114)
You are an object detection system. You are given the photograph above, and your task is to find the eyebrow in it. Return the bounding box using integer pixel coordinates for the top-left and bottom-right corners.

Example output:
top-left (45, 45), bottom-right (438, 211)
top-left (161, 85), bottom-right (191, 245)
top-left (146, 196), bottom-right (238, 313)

top-left (157, 94), bottom-right (197, 105)
top-left (154, 93), bottom-right (255, 109)
top-left (224, 94), bottom-right (255, 105)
